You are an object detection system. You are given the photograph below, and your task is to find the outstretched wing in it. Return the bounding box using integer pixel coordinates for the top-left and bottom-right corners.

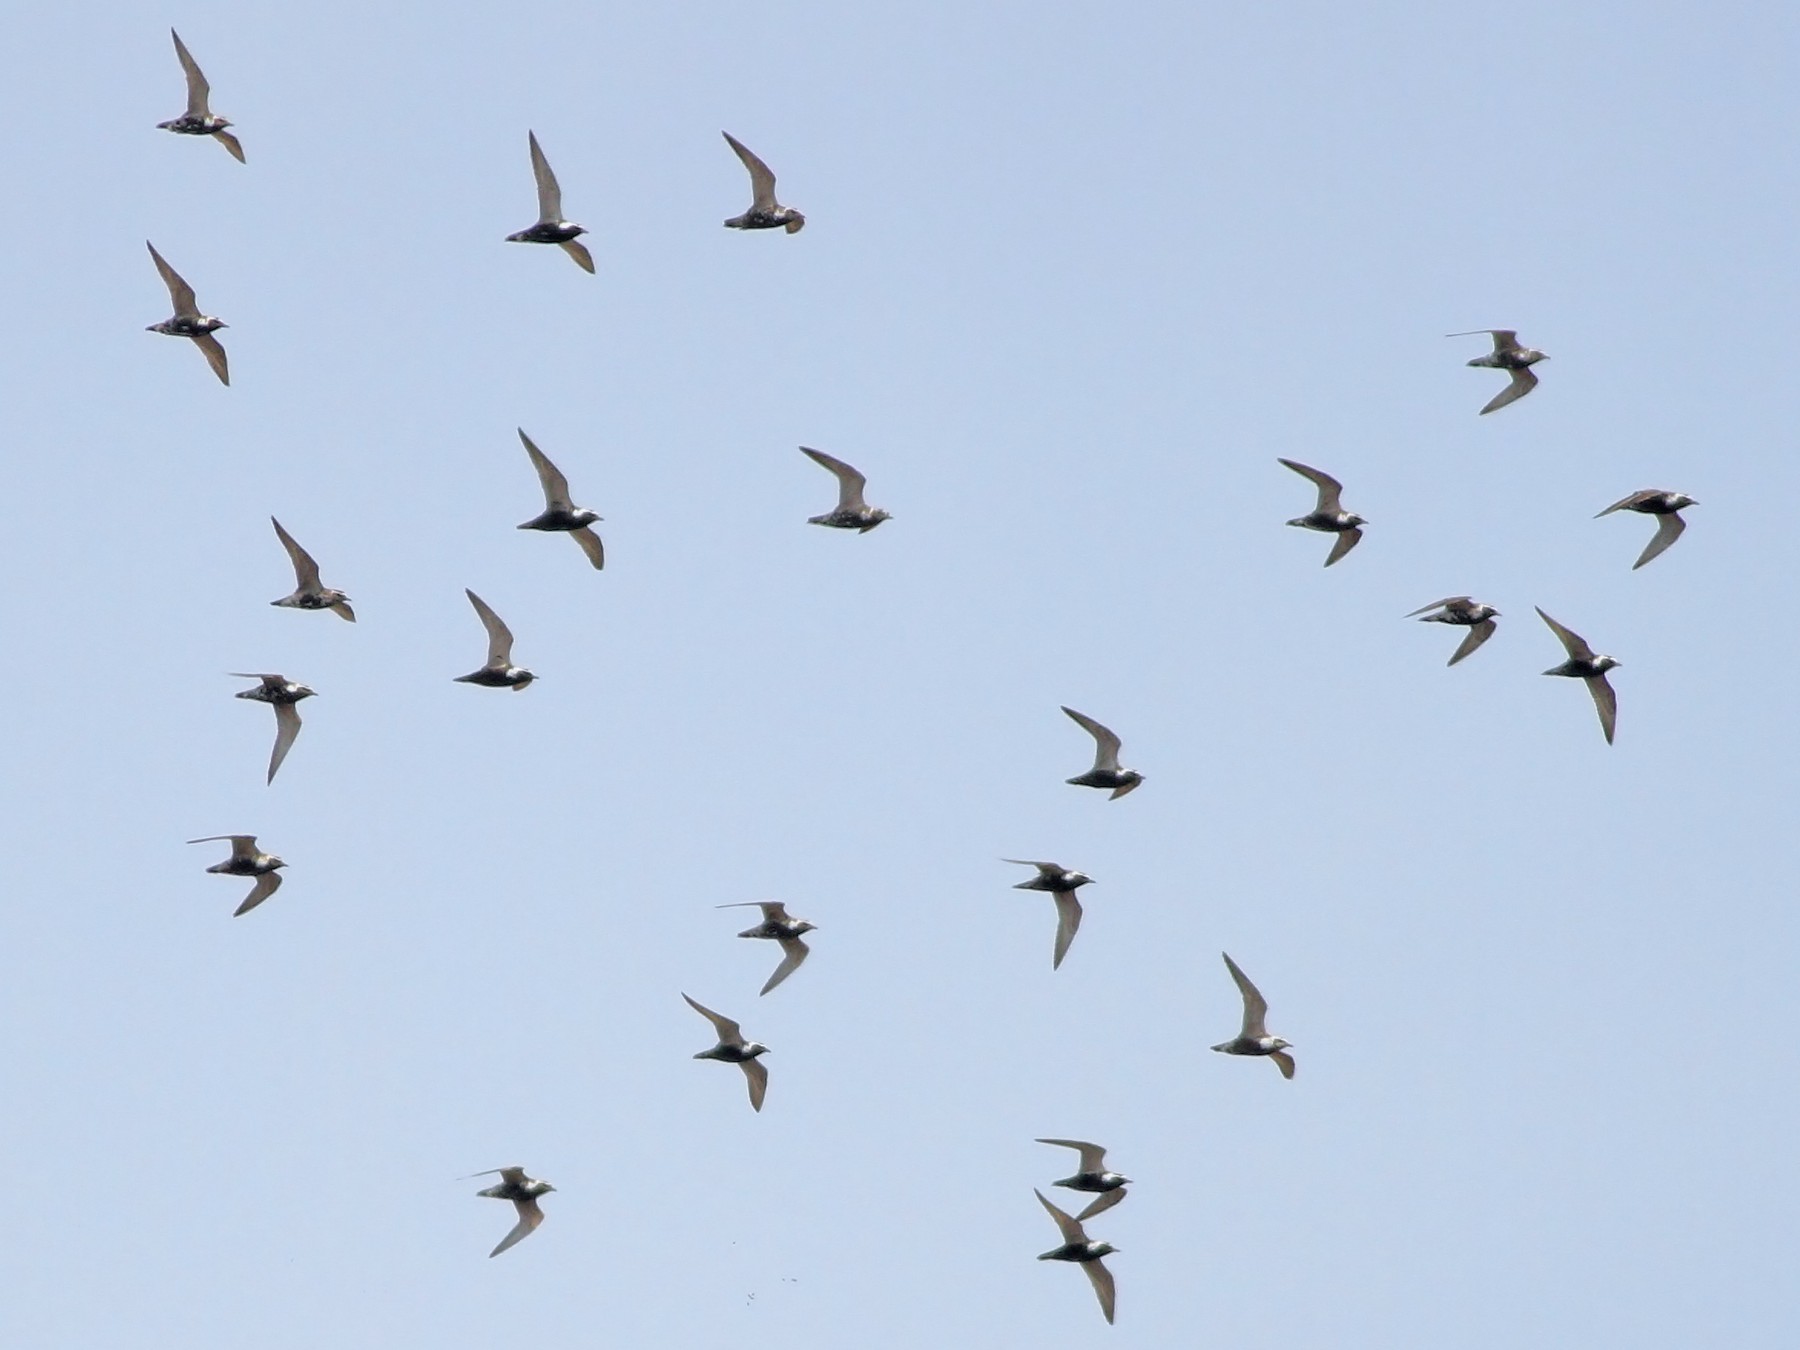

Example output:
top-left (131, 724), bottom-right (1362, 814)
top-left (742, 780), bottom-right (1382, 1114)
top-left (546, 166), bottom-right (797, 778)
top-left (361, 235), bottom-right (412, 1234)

top-left (1082, 1258), bottom-right (1117, 1325)
top-left (527, 131), bottom-right (563, 222)
top-left (1076, 1187), bottom-right (1126, 1223)
top-left (799, 446), bottom-right (869, 512)
top-left (682, 992), bottom-right (744, 1045)
top-left (1060, 706), bottom-right (1122, 771)
top-left (1051, 891), bottom-right (1083, 970)
top-left (272, 517), bottom-right (323, 590)
top-left (1324, 526), bottom-right (1362, 567)
top-left (464, 589), bottom-right (515, 666)
top-left (559, 239), bottom-right (595, 274)
top-left (1036, 1138), bottom-right (1107, 1174)
top-left (1222, 951), bottom-right (1271, 1040)
top-left (1448, 619), bottom-right (1495, 666)
top-left (1277, 457), bottom-right (1344, 513)
top-left (723, 131), bottom-right (779, 211)
top-left (191, 332), bottom-right (230, 386)
top-left (519, 429), bottom-right (574, 511)
top-left (570, 526), bottom-right (605, 571)
top-left (1480, 366), bottom-right (1537, 415)
top-left (234, 871), bottom-right (281, 917)
top-left (489, 1196), bottom-right (544, 1257)
top-left (1534, 607), bottom-right (1596, 662)
top-left (268, 701), bottom-right (302, 784)
top-left (740, 1058), bottom-right (769, 1112)
top-left (1034, 1188), bottom-right (1085, 1246)
top-left (1587, 674), bottom-right (1618, 745)
top-left (147, 241), bottom-right (199, 316)
top-left (1634, 513), bottom-right (1685, 569)
top-left (171, 29), bottom-right (211, 118)
top-left (1406, 597), bottom-right (1471, 618)
top-left (760, 935), bottom-right (810, 996)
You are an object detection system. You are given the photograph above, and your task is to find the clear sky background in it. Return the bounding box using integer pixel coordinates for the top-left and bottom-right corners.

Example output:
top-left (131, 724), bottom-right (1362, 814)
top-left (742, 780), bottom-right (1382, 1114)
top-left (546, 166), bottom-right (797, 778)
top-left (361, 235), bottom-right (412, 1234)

top-left (2, 3), bottom-right (1797, 1345)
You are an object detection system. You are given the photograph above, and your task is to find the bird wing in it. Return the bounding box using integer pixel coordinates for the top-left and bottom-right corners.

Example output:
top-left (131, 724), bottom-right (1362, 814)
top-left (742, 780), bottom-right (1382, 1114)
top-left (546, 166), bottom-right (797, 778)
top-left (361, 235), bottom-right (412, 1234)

top-left (1635, 513), bottom-right (1685, 569)
top-left (271, 517), bottom-right (324, 590)
top-left (1036, 1138), bottom-right (1107, 1173)
top-left (489, 1196), bottom-right (544, 1257)
top-left (213, 129), bottom-right (246, 163)
top-left (559, 239), bottom-right (596, 274)
top-left (1405, 597), bottom-right (1471, 617)
top-left (171, 29), bottom-right (211, 117)
top-left (1083, 1258), bottom-right (1117, 1325)
top-left (1448, 619), bottom-right (1495, 667)
top-left (1035, 1189), bottom-right (1085, 1245)
top-left (147, 241), bottom-right (199, 317)
top-left (1324, 526), bottom-right (1362, 567)
top-left (1534, 608), bottom-right (1596, 662)
top-left (1060, 706), bottom-right (1122, 771)
top-left (329, 601), bottom-right (355, 622)
top-left (1051, 891), bottom-right (1083, 970)
top-left (186, 834), bottom-right (255, 851)
top-left (235, 871), bottom-right (281, 917)
top-left (1222, 951), bottom-right (1270, 1039)
top-left (1480, 366), bottom-right (1537, 415)
top-left (1076, 1187), bottom-right (1126, 1223)
top-left (268, 701), bottom-right (302, 784)
top-left (723, 132), bottom-right (779, 211)
top-left (682, 992), bottom-right (744, 1045)
top-left (799, 446), bottom-right (868, 512)
top-left (1004, 860), bottom-right (1062, 877)
top-left (1596, 490), bottom-right (1659, 517)
top-left (464, 589), bottom-right (515, 666)
top-left (571, 526), bottom-right (605, 570)
top-left (740, 1058), bottom-right (769, 1112)
top-left (519, 429), bottom-right (574, 511)
top-left (1269, 1049), bottom-right (1297, 1080)
top-left (1277, 457), bottom-right (1344, 513)
top-left (760, 935), bottom-right (810, 996)
top-left (191, 332), bottom-right (230, 386)
top-left (527, 131), bottom-right (563, 222)
top-left (1587, 674), bottom-right (1618, 745)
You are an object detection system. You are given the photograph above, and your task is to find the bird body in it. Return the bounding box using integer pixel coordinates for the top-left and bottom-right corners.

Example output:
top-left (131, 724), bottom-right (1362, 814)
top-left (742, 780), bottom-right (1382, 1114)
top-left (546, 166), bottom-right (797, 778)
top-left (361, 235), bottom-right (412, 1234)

top-left (1034, 1189), bottom-right (1118, 1324)
top-left (1060, 706), bottom-right (1142, 798)
top-left (1278, 458), bottom-right (1364, 565)
top-left (1449, 329), bottom-right (1547, 414)
top-left (1037, 1138), bottom-right (1129, 1221)
top-left (1407, 596), bottom-right (1500, 666)
top-left (188, 835), bottom-right (284, 915)
top-left (506, 132), bottom-right (593, 272)
top-left (1005, 861), bottom-right (1093, 969)
top-left (231, 674), bottom-right (314, 783)
top-left (799, 447), bottom-right (888, 531)
top-left (157, 30), bottom-right (243, 162)
top-left (683, 993), bottom-right (770, 1111)
top-left (145, 242), bottom-right (229, 385)
top-left (1211, 952), bottom-right (1295, 1079)
top-left (468, 1166), bottom-right (555, 1257)
top-left (454, 589), bottom-right (534, 690)
top-left (516, 430), bottom-right (605, 568)
top-left (1536, 607), bottom-right (1620, 743)
top-left (717, 902), bottom-right (816, 995)
top-left (722, 132), bottom-right (805, 233)
top-left (1596, 490), bottom-right (1696, 569)
top-left (270, 517), bottom-right (354, 621)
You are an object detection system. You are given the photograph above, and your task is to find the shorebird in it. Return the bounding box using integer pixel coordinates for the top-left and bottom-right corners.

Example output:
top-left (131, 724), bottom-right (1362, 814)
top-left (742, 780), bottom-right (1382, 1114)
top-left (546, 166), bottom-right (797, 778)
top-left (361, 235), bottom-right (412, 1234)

top-left (722, 132), bottom-right (805, 233)
top-left (466, 1166), bottom-right (555, 1258)
top-left (1596, 490), bottom-right (1696, 570)
top-left (516, 430), bottom-right (604, 569)
top-left (716, 902), bottom-right (816, 996)
top-left (505, 132), bottom-right (593, 273)
top-left (157, 29), bottom-right (243, 163)
top-left (145, 242), bottom-right (229, 385)
top-left (269, 517), bottom-right (353, 621)
top-left (453, 589), bottom-right (534, 690)
top-left (799, 447), bottom-right (888, 531)
top-left (231, 673), bottom-right (313, 783)
top-left (1536, 608), bottom-right (1620, 744)
top-left (1004, 860), bottom-right (1093, 970)
top-left (1448, 329), bottom-right (1547, 414)
top-left (1279, 458), bottom-right (1363, 565)
top-left (683, 994), bottom-right (769, 1112)
top-left (1211, 952), bottom-right (1295, 1079)
top-left (1036, 1139), bottom-right (1129, 1221)
top-left (187, 835), bottom-right (284, 916)
top-left (1406, 596), bottom-right (1500, 666)
top-left (1060, 707), bottom-right (1142, 799)
top-left (1034, 1189), bottom-right (1118, 1325)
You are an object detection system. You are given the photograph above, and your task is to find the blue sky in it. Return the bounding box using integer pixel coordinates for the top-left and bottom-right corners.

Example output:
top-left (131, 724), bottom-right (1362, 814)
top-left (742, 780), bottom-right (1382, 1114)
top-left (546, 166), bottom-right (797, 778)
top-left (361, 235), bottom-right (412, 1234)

top-left (3, 3), bottom-right (1797, 1345)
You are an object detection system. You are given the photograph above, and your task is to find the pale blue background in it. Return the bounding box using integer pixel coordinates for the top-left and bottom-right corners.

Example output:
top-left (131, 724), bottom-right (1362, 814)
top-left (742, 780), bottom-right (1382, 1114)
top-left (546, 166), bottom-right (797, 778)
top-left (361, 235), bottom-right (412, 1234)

top-left (2, 4), bottom-right (1796, 1345)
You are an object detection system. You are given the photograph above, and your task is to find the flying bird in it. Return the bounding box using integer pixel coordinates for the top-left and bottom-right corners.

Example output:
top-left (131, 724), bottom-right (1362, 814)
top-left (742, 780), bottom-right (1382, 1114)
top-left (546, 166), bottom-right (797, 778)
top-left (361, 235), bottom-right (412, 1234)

top-left (716, 902), bottom-right (816, 995)
top-left (683, 993), bottom-right (769, 1112)
top-left (269, 517), bottom-right (353, 621)
top-left (187, 835), bottom-right (284, 916)
top-left (232, 673), bottom-right (314, 783)
top-left (1211, 952), bottom-right (1295, 1079)
top-left (1448, 329), bottom-right (1547, 414)
top-left (799, 447), bottom-right (889, 532)
top-left (505, 132), bottom-right (593, 273)
top-left (516, 430), bottom-right (605, 568)
top-left (1536, 607), bottom-right (1620, 744)
top-left (1004, 861), bottom-right (1093, 970)
top-left (1278, 458), bottom-right (1364, 565)
top-left (1406, 596), bottom-right (1499, 666)
top-left (453, 589), bottom-right (534, 690)
top-left (1036, 1139), bottom-right (1130, 1222)
top-left (157, 29), bottom-right (243, 162)
top-left (721, 132), bottom-right (805, 233)
top-left (145, 242), bottom-right (229, 385)
top-left (1596, 490), bottom-right (1696, 569)
top-left (1034, 1189), bottom-right (1118, 1325)
top-left (1060, 707), bottom-right (1142, 799)
top-left (466, 1166), bottom-right (555, 1258)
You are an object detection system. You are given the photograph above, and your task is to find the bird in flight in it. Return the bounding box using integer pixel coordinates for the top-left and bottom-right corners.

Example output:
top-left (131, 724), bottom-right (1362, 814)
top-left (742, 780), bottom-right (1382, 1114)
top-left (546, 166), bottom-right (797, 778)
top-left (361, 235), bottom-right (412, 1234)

top-left (516, 430), bottom-right (605, 569)
top-left (188, 835), bottom-right (285, 916)
top-left (1211, 952), bottom-right (1295, 1079)
top-left (1279, 458), bottom-right (1364, 566)
top-left (717, 902), bottom-right (817, 995)
top-left (1535, 608), bottom-right (1620, 744)
top-left (799, 447), bottom-right (889, 532)
top-left (145, 242), bottom-right (229, 386)
top-left (453, 589), bottom-right (535, 691)
top-left (1004, 860), bottom-right (1093, 970)
top-left (231, 673), bottom-right (314, 783)
top-left (269, 518), bottom-right (354, 621)
top-left (1595, 490), bottom-right (1696, 570)
top-left (1034, 1189), bottom-right (1119, 1324)
top-left (1060, 707), bottom-right (1143, 799)
top-left (1406, 596), bottom-right (1499, 666)
top-left (1448, 329), bottom-right (1547, 414)
top-left (157, 29), bottom-right (243, 162)
top-left (505, 132), bottom-right (594, 273)
top-left (1036, 1138), bottom-right (1130, 1222)
top-left (466, 1166), bottom-right (555, 1257)
top-left (722, 132), bottom-right (805, 233)
top-left (684, 994), bottom-right (770, 1112)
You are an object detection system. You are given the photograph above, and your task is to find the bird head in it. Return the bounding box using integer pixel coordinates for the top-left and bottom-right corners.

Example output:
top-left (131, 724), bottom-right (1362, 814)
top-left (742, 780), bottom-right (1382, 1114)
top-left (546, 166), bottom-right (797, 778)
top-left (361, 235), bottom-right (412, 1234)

top-left (1345, 514), bottom-right (1368, 528)
top-left (1089, 1241), bottom-right (1120, 1257)
top-left (268, 855), bottom-right (288, 870)
top-left (1066, 871), bottom-right (1094, 888)
top-left (1671, 493), bottom-right (1698, 509)
top-left (1270, 1038), bottom-right (1294, 1051)
top-left (1594, 656), bottom-right (1621, 673)
top-left (793, 920), bottom-right (819, 936)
